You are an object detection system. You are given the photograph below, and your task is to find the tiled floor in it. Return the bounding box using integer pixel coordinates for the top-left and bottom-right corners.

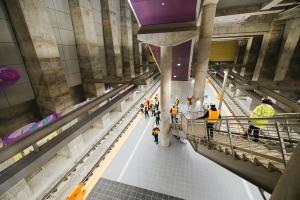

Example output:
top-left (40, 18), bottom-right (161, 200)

top-left (87, 178), bottom-right (183, 200)
top-left (101, 115), bottom-right (265, 200)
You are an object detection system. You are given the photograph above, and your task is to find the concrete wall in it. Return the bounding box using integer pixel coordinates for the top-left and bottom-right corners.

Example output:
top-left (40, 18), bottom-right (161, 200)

top-left (0, 0), bottom-right (35, 108)
top-left (0, 0), bottom-right (40, 135)
top-left (44, 0), bottom-right (82, 87)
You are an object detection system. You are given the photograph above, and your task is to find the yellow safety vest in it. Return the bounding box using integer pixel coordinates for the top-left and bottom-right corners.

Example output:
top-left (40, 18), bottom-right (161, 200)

top-left (153, 129), bottom-right (159, 135)
top-left (207, 110), bottom-right (220, 123)
top-left (250, 104), bottom-right (275, 128)
top-left (175, 99), bottom-right (179, 105)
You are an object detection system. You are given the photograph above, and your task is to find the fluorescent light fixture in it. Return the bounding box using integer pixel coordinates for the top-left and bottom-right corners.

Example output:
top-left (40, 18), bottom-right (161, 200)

top-left (177, 63), bottom-right (181, 66)
top-left (173, 75), bottom-right (177, 78)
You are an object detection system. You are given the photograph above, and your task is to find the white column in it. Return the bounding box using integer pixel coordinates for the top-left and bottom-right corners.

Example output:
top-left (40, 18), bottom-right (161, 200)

top-left (193, 0), bottom-right (218, 108)
top-left (160, 46), bottom-right (172, 146)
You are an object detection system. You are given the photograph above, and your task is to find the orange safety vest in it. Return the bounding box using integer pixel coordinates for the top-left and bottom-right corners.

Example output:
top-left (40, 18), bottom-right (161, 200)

top-left (207, 110), bottom-right (220, 123)
top-left (171, 108), bottom-right (178, 115)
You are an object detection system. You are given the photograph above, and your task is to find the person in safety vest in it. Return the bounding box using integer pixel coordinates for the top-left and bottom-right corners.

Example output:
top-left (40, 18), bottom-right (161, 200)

top-left (244, 97), bottom-right (275, 142)
top-left (151, 103), bottom-right (156, 116)
top-left (144, 104), bottom-right (149, 118)
top-left (175, 97), bottom-right (180, 108)
top-left (152, 126), bottom-right (160, 144)
top-left (187, 96), bottom-right (193, 112)
top-left (170, 105), bottom-right (178, 124)
top-left (196, 104), bottom-right (220, 140)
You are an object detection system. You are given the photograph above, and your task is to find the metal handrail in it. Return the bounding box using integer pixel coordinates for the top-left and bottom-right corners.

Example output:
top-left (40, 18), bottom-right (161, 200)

top-left (181, 111), bottom-right (300, 171)
top-left (0, 70), bottom-right (159, 164)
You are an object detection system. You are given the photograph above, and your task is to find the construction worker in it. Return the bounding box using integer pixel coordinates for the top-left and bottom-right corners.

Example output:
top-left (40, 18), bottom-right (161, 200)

top-left (155, 99), bottom-right (159, 110)
top-left (175, 97), bottom-right (180, 108)
top-left (145, 97), bottom-right (150, 108)
top-left (152, 126), bottom-right (160, 144)
top-left (170, 105), bottom-right (178, 124)
top-left (155, 110), bottom-right (160, 125)
top-left (155, 94), bottom-right (158, 101)
top-left (151, 103), bottom-right (156, 116)
top-left (187, 96), bottom-right (193, 112)
top-left (139, 103), bottom-right (144, 113)
top-left (245, 97), bottom-right (275, 142)
top-left (144, 104), bottom-right (149, 118)
top-left (196, 104), bottom-right (221, 140)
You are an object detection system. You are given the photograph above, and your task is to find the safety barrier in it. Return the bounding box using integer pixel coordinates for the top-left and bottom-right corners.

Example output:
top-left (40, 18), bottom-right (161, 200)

top-left (184, 113), bottom-right (300, 172)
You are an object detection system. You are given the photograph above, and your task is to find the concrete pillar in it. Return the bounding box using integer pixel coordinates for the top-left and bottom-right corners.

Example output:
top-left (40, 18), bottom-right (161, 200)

top-left (274, 19), bottom-right (300, 81)
top-left (69, 0), bottom-right (105, 97)
top-left (120, 0), bottom-right (135, 78)
top-left (5, 0), bottom-right (73, 116)
top-left (240, 37), bottom-right (253, 77)
top-left (232, 40), bottom-right (241, 73)
top-left (101, 0), bottom-right (122, 77)
top-left (132, 15), bottom-right (141, 76)
top-left (252, 33), bottom-right (271, 81)
top-left (138, 42), bottom-right (144, 74)
top-left (160, 46), bottom-right (172, 146)
top-left (193, 0), bottom-right (218, 107)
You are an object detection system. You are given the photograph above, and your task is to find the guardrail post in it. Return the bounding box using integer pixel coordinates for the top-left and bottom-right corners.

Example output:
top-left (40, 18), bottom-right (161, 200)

top-left (275, 121), bottom-right (287, 168)
top-left (285, 120), bottom-right (292, 145)
top-left (226, 120), bottom-right (234, 156)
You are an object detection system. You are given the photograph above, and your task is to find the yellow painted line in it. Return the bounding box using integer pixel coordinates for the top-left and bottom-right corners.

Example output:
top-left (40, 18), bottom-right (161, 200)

top-left (82, 113), bottom-right (143, 198)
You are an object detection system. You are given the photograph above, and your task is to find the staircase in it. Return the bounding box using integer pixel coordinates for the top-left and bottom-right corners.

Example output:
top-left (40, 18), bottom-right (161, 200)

top-left (180, 113), bottom-right (300, 193)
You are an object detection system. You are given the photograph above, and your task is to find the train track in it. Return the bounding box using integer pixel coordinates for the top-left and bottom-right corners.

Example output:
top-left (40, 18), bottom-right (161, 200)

top-left (42, 80), bottom-right (160, 200)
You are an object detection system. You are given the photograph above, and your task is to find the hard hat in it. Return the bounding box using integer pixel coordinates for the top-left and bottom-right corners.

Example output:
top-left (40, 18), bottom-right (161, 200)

top-left (210, 104), bottom-right (216, 108)
top-left (262, 97), bottom-right (272, 105)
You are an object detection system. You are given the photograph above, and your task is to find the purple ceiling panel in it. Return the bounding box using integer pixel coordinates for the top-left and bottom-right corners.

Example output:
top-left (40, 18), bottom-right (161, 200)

top-left (172, 40), bottom-right (192, 81)
top-left (130, 0), bottom-right (197, 25)
top-left (149, 40), bottom-right (192, 81)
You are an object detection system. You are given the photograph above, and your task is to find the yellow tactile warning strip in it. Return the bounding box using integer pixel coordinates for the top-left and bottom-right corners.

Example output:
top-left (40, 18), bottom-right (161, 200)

top-left (82, 113), bottom-right (143, 199)
top-left (207, 79), bottom-right (233, 116)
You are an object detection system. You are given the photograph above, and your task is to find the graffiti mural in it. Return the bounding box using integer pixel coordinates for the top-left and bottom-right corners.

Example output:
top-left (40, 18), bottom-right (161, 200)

top-left (0, 65), bottom-right (20, 91)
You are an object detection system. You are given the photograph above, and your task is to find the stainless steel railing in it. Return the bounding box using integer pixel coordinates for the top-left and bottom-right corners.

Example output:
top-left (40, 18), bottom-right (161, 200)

top-left (182, 112), bottom-right (300, 172)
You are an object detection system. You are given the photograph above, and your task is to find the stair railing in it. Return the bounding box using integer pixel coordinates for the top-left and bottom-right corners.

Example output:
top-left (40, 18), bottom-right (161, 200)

top-left (183, 112), bottom-right (300, 172)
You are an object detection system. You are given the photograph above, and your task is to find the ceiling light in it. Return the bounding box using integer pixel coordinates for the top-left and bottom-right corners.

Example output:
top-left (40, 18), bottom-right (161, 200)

top-left (177, 63), bottom-right (181, 66)
top-left (161, 2), bottom-right (165, 6)
top-left (173, 75), bottom-right (176, 78)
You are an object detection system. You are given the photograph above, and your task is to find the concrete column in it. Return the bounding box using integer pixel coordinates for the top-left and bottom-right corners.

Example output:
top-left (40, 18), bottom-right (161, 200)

top-left (160, 46), bottom-right (172, 146)
top-left (132, 15), bottom-right (141, 76)
top-left (138, 42), bottom-right (144, 75)
top-left (5, 0), bottom-right (73, 116)
top-left (69, 0), bottom-right (105, 97)
top-left (120, 0), bottom-right (135, 78)
top-left (193, 0), bottom-right (218, 107)
top-left (101, 0), bottom-right (122, 77)
top-left (240, 37), bottom-right (253, 77)
top-left (232, 40), bottom-right (241, 73)
top-left (274, 19), bottom-right (300, 81)
top-left (252, 33), bottom-right (271, 81)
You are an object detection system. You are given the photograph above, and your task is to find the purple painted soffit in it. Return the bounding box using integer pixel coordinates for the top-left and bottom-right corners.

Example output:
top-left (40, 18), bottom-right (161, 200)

top-left (149, 40), bottom-right (192, 81)
top-left (130, 0), bottom-right (197, 26)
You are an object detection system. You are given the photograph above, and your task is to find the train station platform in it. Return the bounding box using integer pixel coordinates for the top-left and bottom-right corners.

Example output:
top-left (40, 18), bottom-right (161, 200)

top-left (84, 85), bottom-right (265, 200)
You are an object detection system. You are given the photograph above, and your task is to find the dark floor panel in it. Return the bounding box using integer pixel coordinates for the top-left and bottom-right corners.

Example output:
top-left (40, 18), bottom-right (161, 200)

top-left (87, 178), bottom-right (184, 200)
